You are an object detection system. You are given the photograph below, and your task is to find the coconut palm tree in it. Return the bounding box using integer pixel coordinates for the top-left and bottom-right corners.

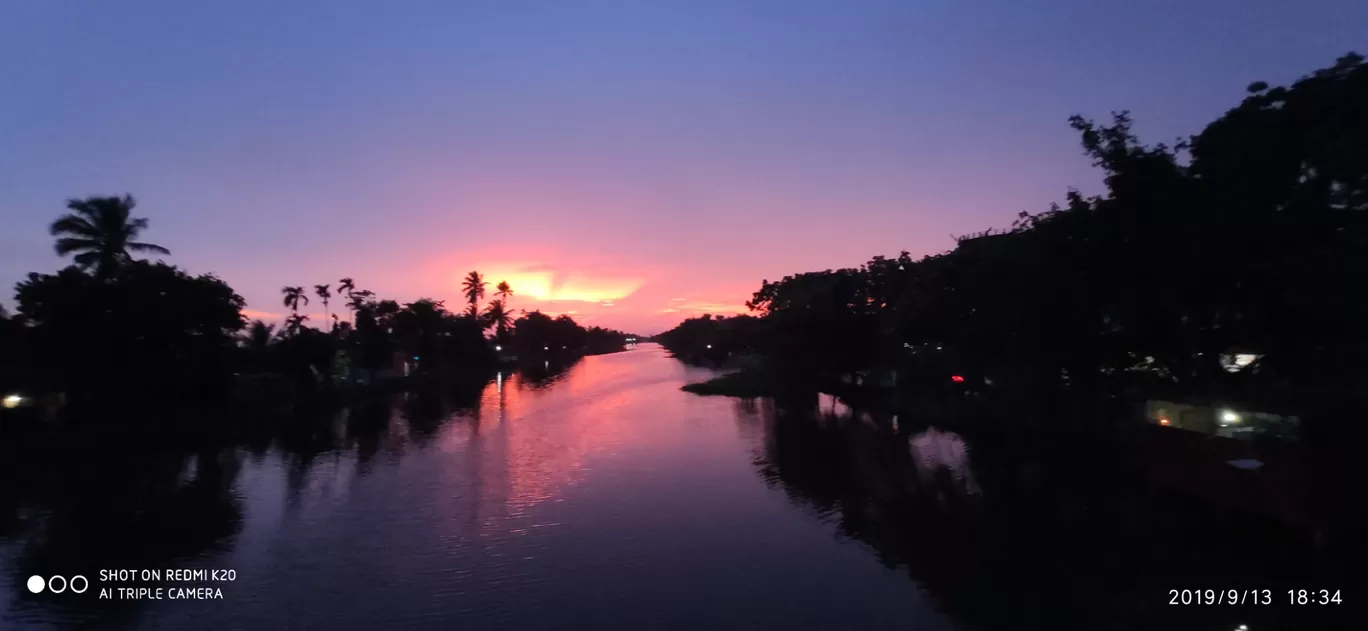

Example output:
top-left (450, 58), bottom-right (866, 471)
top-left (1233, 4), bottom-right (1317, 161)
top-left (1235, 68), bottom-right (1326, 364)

top-left (338, 277), bottom-right (355, 297)
top-left (483, 299), bottom-right (513, 337)
top-left (495, 280), bottom-right (514, 305)
top-left (284, 313), bottom-right (309, 337)
top-left (50, 194), bottom-right (170, 277)
top-left (282, 286), bottom-right (308, 316)
top-left (346, 289), bottom-right (375, 314)
top-left (314, 284), bottom-right (332, 329)
top-left (462, 271), bottom-right (487, 318)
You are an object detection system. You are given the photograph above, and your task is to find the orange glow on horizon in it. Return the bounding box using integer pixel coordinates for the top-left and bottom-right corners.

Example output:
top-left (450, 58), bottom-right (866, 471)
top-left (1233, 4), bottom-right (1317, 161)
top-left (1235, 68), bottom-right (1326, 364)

top-left (460, 265), bottom-right (643, 305)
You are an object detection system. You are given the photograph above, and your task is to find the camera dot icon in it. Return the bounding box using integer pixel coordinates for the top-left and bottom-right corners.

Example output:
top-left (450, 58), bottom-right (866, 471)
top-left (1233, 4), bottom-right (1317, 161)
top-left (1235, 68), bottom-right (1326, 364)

top-left (27, 575), bottom-right (45, 594)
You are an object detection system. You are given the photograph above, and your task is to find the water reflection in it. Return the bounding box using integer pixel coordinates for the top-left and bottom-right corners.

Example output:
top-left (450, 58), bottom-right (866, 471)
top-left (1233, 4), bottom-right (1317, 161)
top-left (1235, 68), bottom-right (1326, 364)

top-left (1, 443), bottom-right (244, 628)
top-left (909, 428), bottom-right (981, 497)
top-left (740, 394), bottom-right (1340, 631)
top-left (0, 348), bottom-right (1344, 631)
top-left (0, 358), bottom-right (580, 630)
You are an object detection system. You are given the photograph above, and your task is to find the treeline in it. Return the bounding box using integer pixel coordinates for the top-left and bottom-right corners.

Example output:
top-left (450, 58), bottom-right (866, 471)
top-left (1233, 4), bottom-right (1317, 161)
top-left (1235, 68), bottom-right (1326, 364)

top-left (659, 54), bottom-right (1368, 400)
top-left (0, 195), bottom-right (634, 411)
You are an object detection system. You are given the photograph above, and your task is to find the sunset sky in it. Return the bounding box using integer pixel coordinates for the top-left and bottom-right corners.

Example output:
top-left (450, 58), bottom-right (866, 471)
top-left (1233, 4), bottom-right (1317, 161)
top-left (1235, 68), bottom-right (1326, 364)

top-left (2, 1), bottom-right (1364, 334)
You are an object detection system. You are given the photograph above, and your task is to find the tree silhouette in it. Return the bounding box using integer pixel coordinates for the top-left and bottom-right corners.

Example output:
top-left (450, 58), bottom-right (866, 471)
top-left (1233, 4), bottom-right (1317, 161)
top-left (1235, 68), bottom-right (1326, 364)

top-left (284, 313), bottom-right (310, 337)
top-left (15, 261), bottom-right (245, 404)
top-left (49, 195), bottom-right (170, 278)
top-left (314, 284), bottom-right (332, 330)
top-left (660, 52), bottom-right (1368, 403)
top-left (483, 299), bottom-right (512, 338)
top-left (240, 319), bottom-right (277, 351)
top-left (495, 280), bottom-right (514, 306)
top-left (462, 271), bottom-right (487, 318)
top-left (345, 289), bottom-right (375, 314)
top-left (281, 286), bottom-right (308, 315)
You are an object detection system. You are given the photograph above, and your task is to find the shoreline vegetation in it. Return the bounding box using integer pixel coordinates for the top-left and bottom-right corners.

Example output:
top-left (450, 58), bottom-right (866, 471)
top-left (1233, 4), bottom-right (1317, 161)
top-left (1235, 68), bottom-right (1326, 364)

top-left (679, 368), bottom-right (773, 398)
top-left (661, 54), bottom-right (1368, 423)
top-left (662, 55), bottom-right (1368, 550)
top-left (0, 197), bottom-right (640, 425)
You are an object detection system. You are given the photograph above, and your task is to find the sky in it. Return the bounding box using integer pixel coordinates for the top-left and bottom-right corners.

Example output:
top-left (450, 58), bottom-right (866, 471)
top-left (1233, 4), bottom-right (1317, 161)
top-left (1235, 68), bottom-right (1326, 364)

top-left (2, 1), bottom-right (1365, 334)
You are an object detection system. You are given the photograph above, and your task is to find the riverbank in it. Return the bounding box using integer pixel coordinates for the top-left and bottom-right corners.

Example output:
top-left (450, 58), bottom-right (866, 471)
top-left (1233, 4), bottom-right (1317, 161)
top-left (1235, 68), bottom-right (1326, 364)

top-left (680, 369), bottom-right (774, 397)
top-left (2, 344), bottom-right (1357, 631)
top-left (680, 362), bottom-right (1368, 558)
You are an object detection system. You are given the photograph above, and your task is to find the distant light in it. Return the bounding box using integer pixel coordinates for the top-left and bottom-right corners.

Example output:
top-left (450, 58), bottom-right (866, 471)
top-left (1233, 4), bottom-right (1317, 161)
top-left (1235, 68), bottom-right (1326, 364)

top-left (2, 394), bottom-right (22, 409)
top-left (562, 345), bottom-right (566, 349)
top-left (1159, 418), bottom-right (1170, 426)
top-left (950, 375), bottom-right (964, 383)
top-left (706, 344), bottom-right (712, 349)
top-left (544, 346), bottom-right (548, 351)
top-left (413, 356), bottom-right (419, 361)
top-left (495, 345), bottom-right (502, 351)
top-left (1221, 410), bottom-right (1240, 424)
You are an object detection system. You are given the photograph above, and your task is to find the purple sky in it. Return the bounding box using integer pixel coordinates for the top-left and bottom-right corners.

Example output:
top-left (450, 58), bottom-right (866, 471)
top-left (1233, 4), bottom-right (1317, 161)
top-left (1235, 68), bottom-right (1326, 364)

top-left (2, 1), bottom-right (1365, 334)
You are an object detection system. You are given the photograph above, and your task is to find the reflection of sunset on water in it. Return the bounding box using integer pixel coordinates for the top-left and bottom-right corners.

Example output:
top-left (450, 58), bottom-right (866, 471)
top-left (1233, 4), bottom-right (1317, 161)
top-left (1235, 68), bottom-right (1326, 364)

top-left (431, 351), bottom-right (681, 537)
top-left (909, 429), bottom-right (981, 496)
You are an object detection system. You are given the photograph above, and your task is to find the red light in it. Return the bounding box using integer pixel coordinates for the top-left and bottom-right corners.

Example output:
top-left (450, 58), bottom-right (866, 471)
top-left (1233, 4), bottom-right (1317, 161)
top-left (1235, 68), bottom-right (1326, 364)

top-left (951, 375), bottom-right (964, 383)
top-left (1159, 418), bottom-right (1170, 426)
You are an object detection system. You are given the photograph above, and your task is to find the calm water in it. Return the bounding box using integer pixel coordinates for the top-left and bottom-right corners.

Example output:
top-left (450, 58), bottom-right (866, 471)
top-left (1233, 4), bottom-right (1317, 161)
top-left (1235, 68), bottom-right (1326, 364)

top-left (0, 345), bottom-right (1346, 630)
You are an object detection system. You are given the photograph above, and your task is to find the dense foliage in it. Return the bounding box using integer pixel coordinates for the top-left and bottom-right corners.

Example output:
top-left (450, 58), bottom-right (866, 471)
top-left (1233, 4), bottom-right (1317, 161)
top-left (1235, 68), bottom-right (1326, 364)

top-left (657, 54), bottom-right (1368, 400)
top-left (0, 197), bottom-right (636, 411)
top-left (13, 261), bottom-right (246, 402)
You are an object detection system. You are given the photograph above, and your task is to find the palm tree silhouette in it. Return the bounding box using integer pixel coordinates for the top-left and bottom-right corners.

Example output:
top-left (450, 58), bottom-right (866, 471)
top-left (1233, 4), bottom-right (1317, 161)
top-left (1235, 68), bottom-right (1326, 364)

top-left (483, 299), bottom-right (513, 337)
top-left (314, 284), bottom-right (332, 330)
top-left (337, 275), bottom-right (355, 320)
top-left (284, 313), bottom-right (310, 337)
top-left (346, 289), bottom-right (375, 314)
top-left (495, 280), bottom-right (514, 306)
top-left (50, 194), bottom-right (170, 277)
top-left (282, 286), bottom-right (309, 322)
top-left (462, 271), bottom-right (487, 318)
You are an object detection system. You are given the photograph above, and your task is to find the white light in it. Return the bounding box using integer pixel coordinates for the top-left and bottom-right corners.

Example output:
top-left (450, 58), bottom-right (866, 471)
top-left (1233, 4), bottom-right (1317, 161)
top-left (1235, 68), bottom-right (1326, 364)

top-left (706, 344), bottom-right (712, 349)
top-left (495, 345), bottom-right (502, 351)
top-left (27, 575), bottom-right (44, 593)
top-left (544, 346), bottom-right (548, 351)
top-left (1221, 409), bottom-right (1240, 424)
top-left (2, 394), bottom-right (22, 409)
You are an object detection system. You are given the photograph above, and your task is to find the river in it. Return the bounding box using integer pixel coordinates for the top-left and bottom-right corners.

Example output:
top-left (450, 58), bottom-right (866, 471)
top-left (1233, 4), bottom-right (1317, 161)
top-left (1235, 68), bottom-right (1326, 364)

top-left (0, 344), bottom-right (1344, 630)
